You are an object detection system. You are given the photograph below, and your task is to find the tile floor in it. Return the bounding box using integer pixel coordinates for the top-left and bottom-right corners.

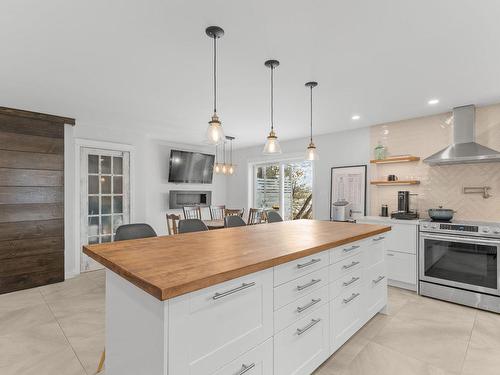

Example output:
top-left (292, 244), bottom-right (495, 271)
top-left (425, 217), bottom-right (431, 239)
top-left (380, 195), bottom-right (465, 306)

top-left (1, 270), bottom-right (499, 375)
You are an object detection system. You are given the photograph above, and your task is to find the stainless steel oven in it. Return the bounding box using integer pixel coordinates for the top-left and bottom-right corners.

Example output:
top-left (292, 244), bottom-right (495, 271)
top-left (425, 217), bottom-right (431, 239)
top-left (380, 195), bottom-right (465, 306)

top-left (419, 220), bottom-right (500, 312)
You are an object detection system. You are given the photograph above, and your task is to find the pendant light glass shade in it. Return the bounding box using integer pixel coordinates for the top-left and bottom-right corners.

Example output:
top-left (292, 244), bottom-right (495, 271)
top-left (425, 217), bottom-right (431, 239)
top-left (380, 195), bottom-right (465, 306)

top-left (205, 26), bottom-right (225, 145)
top-left (304, 81), bottom-right (319, 161)
top-left (263, 60), bottom-right (281, 154)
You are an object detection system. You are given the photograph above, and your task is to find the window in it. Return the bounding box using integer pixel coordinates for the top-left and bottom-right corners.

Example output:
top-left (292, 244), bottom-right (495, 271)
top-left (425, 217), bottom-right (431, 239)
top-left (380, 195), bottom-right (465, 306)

top-left (253, 160), bottom-right (313, 220)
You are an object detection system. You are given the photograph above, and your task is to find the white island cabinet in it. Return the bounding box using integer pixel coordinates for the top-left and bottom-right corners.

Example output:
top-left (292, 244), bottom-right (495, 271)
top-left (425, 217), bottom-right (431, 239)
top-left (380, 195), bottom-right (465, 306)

top-left (84, 220), bottom-right (390, 375)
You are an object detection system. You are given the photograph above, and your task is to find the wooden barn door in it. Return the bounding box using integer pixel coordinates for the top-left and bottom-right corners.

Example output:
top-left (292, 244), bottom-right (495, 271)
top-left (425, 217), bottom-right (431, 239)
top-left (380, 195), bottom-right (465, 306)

top-left (0, 107), bottom-right (74, 294)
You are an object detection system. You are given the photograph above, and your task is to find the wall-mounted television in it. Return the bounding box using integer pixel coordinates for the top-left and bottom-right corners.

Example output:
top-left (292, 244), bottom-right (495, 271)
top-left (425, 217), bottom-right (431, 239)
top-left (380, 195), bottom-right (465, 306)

top-left (168, 150), bottom-right (215, 184)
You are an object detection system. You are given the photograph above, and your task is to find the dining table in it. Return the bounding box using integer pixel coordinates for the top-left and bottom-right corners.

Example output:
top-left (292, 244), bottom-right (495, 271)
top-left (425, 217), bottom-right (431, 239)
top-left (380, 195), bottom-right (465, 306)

top-left (202, 219), bottom-right (225, 230)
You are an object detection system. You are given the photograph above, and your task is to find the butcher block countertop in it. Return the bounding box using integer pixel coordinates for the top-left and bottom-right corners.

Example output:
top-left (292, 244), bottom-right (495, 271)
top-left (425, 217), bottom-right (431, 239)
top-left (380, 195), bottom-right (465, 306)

top-left (83, 220), bottom-right (390, 300)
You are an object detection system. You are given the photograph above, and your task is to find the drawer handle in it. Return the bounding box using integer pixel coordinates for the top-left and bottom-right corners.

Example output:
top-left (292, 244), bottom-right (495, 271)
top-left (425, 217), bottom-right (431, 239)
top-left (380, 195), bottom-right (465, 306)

top-left (373, 275), bottom-right (385, 284)
top-left (296, 318), bottom-right (321, 336)
top-left (297, 258), bottom-right (321, 269)
top-left (342, 261), bottom-right (360, 270)
top-left (236, 363), bottom-right (256, 375)
top-left (343, 292), bottom-right (360, 304)
top-left (212, 282), bottom-right (256, 300)
top-left (342, 276), bottom-right (360, 287)
top-left (343, 245), bottom-right (360, 253)
top-left (297, 298), bottom-right (322, 313)
top-left (297, 278), bottom-right (321, 291)
top-left (373, 236), bottom-right (385, 242)
top-left (387, 253), bottom-right (395, 257)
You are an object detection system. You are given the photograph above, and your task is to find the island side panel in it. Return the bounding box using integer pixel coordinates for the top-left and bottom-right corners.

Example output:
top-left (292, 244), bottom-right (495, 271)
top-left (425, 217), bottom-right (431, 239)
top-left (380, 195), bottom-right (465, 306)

top-left (106, 270), bottom-right (168, 375)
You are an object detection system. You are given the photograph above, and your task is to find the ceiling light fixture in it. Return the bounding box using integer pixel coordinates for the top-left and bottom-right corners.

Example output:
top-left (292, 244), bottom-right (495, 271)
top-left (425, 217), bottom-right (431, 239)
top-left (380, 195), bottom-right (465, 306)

top-left (305, 81), bottom-right (319, 161)
top-left (428, 99), bottom-right (439, 105)
top-left (205, 26), bottom-right (225, 145)
top-left (263, 60), bottom-right (282, 154)
top-left (351, 115), bottom-right (361, 120)
top-left (227, 136), bottom-right (235, 175)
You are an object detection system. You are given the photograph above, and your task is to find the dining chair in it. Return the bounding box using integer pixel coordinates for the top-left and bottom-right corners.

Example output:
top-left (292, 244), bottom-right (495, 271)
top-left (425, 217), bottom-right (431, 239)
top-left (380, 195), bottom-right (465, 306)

top-left (267, 210), bottom-right (283, 223)
top-left (97, 222), bottom-right (157, 373)
top-left (183, 206), bottom-right (202, 219)
top-left (210, 205), bottom-right (226, 220)
top-left (114, 223), bottom-right (157, 241)
top-left (166, 213), bottom-right (181, 235)
top-left (247, 208), bottom-right (265, 225)
top-left (224, 215), bottom-right (247, 228)
top-left (178, 219), bottom-right (209, 234)
top-left (224, 208), bottom-right (245, 217)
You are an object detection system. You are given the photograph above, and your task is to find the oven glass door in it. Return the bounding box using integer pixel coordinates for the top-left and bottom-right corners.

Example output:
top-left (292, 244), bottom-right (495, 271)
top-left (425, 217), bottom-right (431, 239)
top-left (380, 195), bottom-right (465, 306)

top-left (420, 233), bottom-right (499, 295)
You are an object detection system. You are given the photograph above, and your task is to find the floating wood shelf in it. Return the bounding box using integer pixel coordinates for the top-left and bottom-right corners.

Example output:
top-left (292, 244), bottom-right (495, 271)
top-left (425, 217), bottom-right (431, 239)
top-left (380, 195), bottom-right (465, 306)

top-left (370, 156), bottom-right (420, 164)
top-left (370, 180), bottom-right (420, 186)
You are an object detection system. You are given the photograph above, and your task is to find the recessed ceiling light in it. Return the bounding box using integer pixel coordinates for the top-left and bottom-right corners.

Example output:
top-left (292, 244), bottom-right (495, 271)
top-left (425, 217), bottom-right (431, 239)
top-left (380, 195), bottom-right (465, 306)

top-left (428, 99), bottom-right (439, 105)
top-left (351, 115), bottom-right (360, 120)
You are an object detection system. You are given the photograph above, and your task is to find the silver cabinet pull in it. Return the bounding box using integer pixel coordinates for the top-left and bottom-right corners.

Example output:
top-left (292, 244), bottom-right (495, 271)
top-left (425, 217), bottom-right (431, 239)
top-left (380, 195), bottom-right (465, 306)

top-left (343, 245), bottom-right (360, 253)
top-left (373, 236), bottom-right (385, 242)
top-left (296, 318), bottom-right (321, 335)
top-left (342, 276), bottom-right (360, 287)
top-left (342, 261), bottom-right (360, 270)
top-left (373, 275), bottom-right (385, 284)
top-left (236, 363), bottom-right (255, 375)
top-left (297, 278), bottom-right (321, 291)
top-left (212, 282), bottom-right (256, 300)
top-left (297, 298), bottom-right (322, 313)
top-left (297, 258), bottom-right (321, 269)
top-left (343, 292), bottom-right (360, 304)
top-left (387, 253), bottom-right (395, 257)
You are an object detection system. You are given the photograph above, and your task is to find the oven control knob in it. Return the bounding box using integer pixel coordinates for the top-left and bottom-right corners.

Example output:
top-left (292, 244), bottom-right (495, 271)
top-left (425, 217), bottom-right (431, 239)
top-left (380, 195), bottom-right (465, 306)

top-left (494, 228), bottom-right (500, 234)
top-left (422, 224), bottom-right (429, 228)
top-left (482, 228), bottom-right (490, 233)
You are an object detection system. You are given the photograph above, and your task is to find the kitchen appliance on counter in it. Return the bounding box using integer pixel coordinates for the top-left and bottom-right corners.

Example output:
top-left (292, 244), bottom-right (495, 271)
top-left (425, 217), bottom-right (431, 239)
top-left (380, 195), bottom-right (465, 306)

top-left (331, 199), bottom-right (352, 222)
top-left (428, 206), bottom-right (455, 222)
top-left (391, 190), bottom-right (419, 220)
top-left (419, 219), bottom-right (500, 312)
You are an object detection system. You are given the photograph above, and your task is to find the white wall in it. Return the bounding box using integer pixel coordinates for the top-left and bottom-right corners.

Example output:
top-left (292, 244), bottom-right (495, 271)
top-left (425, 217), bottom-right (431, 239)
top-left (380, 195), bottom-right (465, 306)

top-left (226, 127), bottom-right (371, 220)
top-left (64, 122), bottom-right (224, 277)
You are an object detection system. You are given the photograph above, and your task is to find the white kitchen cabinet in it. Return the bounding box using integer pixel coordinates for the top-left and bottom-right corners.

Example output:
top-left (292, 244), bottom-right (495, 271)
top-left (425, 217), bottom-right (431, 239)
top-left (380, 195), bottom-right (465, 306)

top-left (364, 261), bottom-right (387, 318)
top-left (274, 250), bottom-right (329, 286)
top-left (274, 304), bottom-right (330, 375)
top-left (385, 223), bottom-right (417, 254)
top-left (212, 339), bottom-right (273, 375)
top-left (331, 284), bottom-right (364, 352)
top-left (168, 269), bottom-right (274, 375)
top-left (386, 250), bottom-right (416, 286)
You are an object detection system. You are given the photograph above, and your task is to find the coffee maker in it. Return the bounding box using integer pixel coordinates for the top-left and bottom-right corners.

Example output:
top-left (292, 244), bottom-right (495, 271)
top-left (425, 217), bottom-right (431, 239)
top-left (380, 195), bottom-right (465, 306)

top-left (391, 190), bottom-right (419, 220)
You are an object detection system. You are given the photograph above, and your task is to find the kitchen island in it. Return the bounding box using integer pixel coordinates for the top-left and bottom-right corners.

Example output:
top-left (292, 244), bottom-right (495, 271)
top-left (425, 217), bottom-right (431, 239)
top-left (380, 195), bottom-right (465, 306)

top-left (84, 220), bottom-right (390, 375)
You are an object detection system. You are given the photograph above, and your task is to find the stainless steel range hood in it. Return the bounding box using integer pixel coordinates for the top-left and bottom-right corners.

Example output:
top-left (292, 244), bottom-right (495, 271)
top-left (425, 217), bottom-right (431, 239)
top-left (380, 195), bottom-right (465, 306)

top-left (424, 105), bottom-right (500, 165)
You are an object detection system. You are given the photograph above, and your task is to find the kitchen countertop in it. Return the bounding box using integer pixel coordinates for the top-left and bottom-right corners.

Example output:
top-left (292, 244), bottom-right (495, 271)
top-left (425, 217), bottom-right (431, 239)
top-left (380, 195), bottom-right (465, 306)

top-left (83, 219), bottom-right (390, 300)
top-left (358, 216), bottom-right (421, 225)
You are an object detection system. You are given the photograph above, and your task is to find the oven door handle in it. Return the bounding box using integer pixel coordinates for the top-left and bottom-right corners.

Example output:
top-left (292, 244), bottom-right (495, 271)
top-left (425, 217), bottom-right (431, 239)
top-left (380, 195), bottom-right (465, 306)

top-left (420, 233), bottom-right (500, 246)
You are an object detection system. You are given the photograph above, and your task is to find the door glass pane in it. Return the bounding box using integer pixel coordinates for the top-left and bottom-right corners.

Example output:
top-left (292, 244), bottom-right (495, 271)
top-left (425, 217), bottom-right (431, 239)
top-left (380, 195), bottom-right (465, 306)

top-left (88, 196), bottom-right (99, 215)
top-left (101, 176), bottom-right (111, 194)
top-left (424, 239), bottom-right (497, 289)
top-left (283, 161), bottom-right (313, 220)
top-left (88, 236), bottom-right (99, 244)
top-left (88, 176), bottom-right (99, 194)
top-left (255, 164), bottom-right (280, 210)
top-left (100, 156), bottom-right (111, 174)
top-left (101, 196), bottom-right (111, 214)
top-left (113, 196), bottom-right (123, 213)
top-left (113, 157), bottom-right (123, 175)
top-left (101, 216), bottom-right (112, 235)
top-left (101, 235), bottom-right (112, 243)
top-left (88, 155), bottom-right (99, 174)
top-left (88, 217), bottom-right (99, 236)
top-left (113, 215), bottom-right (123, 233)
top-left (113, 176), bottom-right (123, 194)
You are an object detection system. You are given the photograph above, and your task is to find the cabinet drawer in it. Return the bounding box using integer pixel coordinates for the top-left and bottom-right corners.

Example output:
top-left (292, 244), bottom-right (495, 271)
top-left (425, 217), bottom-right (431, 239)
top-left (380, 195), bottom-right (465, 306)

top-left (386, 250), bottom-right (416, 285)
top-left (364, 261), bottom-right (387, 320)
top-left (386, 224), bottom-right (417, 254)
top-left (364, 236), bottom-right (385, 267)
top-left (329, 267), bottom-right (364, 300)
top-left (274, 304), bottom-right (330, 375)
top-left (330, 239), bottom-right (365, 264)
top-left (274, 250), bottom-right (329, 286)
top-left (169, 269), bottom-right (274, 375)
top-left (211, 338), bottom-right (273, 375)
top-left (274, 267), bottom-right (328, 310)
top-left (274, 285), bottom-right (328, 333)
top-left (329, 253), bottom-right (362, 282)
top-left (331, 285), bottom-right (363, 352)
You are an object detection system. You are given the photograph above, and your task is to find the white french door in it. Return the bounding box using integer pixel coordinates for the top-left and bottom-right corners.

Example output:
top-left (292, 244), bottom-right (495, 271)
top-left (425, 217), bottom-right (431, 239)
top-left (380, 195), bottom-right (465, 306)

top-left (80, 147), bottom-right (130, 272)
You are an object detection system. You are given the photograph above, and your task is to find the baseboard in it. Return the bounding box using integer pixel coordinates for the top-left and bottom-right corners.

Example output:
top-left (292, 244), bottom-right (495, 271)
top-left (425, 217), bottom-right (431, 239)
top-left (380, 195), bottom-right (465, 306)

top-left (388, 279), bottom-right (416, 291)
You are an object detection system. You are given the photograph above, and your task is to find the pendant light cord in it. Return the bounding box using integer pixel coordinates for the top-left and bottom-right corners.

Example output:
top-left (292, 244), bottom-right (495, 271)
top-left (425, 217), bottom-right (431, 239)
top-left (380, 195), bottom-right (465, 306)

top-left (310, 85), bottom-right (313, 142)
top-left (213, 36), bottom-right (217, 113)
top-left (270, 65), bottom-right (274, 131)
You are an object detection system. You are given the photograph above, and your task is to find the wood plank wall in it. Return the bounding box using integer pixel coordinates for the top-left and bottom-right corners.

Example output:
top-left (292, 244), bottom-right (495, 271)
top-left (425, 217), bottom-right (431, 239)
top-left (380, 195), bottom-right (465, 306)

top-left (0, 107), bottom-right (75, 294)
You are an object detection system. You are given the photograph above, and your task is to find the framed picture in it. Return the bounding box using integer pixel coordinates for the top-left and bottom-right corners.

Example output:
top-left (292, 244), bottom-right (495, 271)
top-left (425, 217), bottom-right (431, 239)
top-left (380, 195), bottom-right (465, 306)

top-left (330, 164), bottom-right (367, 220)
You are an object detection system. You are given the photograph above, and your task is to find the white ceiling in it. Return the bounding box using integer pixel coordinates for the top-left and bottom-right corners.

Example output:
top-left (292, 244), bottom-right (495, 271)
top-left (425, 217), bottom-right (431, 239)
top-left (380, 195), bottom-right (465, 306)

top-left (1, 0), bottom-right (500, 148)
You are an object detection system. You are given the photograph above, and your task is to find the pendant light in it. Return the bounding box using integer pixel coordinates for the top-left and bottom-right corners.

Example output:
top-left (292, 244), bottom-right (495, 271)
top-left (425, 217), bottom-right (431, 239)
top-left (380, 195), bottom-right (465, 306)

top-left (226, 136), bottom-right (235, 174)
top-left (214, 144), bottom-right (221, 173)
top-left (305, 81), bottom-right (319, 161)
top-left (205, 26), bottom-right (225, 145)
top-left (221, 140), bottom-right (227, 174)
top-left (263, 60), bottom-right (282, 154)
